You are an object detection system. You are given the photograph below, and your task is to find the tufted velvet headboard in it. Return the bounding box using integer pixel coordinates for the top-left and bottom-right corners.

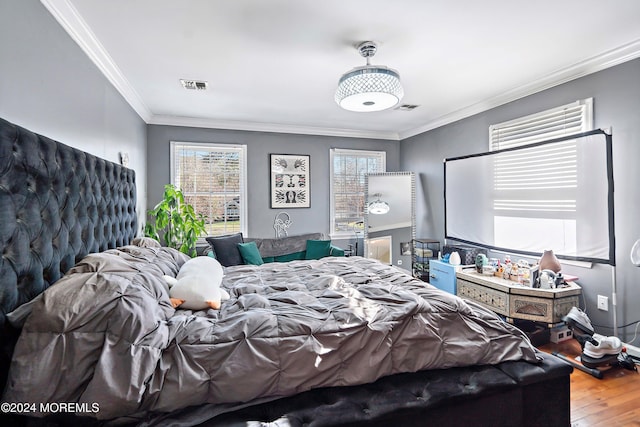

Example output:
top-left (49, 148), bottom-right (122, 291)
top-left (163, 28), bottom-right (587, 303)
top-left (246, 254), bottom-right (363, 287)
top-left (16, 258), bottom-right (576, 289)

top-left (0, 117), bottom-right (137, 377)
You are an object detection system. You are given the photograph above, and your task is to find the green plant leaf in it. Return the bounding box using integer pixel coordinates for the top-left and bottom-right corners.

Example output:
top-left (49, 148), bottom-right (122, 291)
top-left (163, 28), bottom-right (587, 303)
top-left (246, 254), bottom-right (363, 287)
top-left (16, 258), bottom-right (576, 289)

top-left (145, 183), bottom-right (205, 254)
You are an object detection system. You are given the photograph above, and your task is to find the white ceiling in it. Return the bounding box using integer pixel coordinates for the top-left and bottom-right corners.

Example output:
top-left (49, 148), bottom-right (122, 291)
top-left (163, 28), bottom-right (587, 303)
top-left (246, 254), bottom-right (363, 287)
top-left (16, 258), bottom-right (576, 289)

top-left (44, 0), bottom-right (640, 141)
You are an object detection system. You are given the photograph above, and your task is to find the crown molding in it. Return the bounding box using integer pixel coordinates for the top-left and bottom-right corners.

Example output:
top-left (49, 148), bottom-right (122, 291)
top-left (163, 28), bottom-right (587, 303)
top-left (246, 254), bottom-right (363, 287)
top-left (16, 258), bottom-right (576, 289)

top-left (399, 38), bottom-right (640, 140)
top-left (41, 0), bottom-right (153, 122)
top-left (39, 0), bottom-right (398, 141)
top-left (39, 0), bottom-right (397, 141)
top-left (42, 0), bottom-right (639, 142)
top-left (148, 115), bottom-right (400, 141)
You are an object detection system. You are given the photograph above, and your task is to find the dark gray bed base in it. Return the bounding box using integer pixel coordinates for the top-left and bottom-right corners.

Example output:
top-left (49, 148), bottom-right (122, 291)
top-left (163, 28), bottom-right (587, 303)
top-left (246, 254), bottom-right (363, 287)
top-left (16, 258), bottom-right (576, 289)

top-left (195, 353), bottom-right (571, 427)
top-left (0, 117), bottom-right (572, 427)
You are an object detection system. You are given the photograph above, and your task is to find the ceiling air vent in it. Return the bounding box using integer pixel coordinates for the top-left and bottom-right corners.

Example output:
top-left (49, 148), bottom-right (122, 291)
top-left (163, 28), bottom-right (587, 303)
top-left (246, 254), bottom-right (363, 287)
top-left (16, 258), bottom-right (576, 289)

top-left (180, 79), bottom-right (208, 90)
top-left (396, 104), bottom-right (419, 111)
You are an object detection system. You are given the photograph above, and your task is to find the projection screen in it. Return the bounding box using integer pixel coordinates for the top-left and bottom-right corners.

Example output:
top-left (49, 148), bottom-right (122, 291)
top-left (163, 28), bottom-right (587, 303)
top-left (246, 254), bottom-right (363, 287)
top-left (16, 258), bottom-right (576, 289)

top-left (444, 129), bottom-right (615, 265)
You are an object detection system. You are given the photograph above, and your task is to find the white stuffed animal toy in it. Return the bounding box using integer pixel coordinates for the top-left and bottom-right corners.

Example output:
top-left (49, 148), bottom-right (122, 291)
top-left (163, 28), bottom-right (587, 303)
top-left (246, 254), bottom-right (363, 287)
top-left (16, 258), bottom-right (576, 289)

top-left (164, 256), bottom-right (230, 310)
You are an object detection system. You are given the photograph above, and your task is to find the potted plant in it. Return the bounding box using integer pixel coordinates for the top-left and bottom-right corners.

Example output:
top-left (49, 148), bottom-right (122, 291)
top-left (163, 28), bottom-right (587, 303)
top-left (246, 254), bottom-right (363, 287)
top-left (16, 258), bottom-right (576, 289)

top-left (144, 184), bottom-right (206, 257)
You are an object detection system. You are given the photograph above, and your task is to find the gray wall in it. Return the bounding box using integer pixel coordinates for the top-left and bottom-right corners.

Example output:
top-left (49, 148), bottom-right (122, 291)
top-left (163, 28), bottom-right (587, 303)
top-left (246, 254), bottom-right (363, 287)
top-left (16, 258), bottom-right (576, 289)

top-left (400, 58), bottom-right (640, 341)
top-left (147, 125), bottom-right (400, 243)
top-left (0, 0), bottom-right (147, 228)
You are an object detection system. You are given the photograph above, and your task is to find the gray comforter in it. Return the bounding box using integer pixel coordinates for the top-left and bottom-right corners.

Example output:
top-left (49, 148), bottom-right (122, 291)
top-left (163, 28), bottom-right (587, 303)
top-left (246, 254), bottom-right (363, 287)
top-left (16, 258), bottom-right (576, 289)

top-left (3, 245), bottom-right (539, 421)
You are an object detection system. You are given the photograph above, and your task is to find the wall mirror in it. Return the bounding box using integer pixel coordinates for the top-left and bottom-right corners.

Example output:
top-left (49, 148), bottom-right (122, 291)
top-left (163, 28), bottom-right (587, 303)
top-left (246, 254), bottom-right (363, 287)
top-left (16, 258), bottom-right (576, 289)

top-left (364, 172), bottom-right (415, 270)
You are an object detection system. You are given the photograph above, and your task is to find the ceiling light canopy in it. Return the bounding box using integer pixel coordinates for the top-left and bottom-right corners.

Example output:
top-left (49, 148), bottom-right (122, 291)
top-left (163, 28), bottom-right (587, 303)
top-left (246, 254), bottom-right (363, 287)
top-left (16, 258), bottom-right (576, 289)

top-left (335, 41), bottom-right (404, 112)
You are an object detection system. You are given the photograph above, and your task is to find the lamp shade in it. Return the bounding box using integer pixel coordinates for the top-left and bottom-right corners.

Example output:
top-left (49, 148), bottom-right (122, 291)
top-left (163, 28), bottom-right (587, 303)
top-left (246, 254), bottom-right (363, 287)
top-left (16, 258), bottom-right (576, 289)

top-left (335, 41), bottom-right (404, 112)
top-left (368, 198), bottom-right (390, 215)
top-left (335, 66), bottom-right (404, 112)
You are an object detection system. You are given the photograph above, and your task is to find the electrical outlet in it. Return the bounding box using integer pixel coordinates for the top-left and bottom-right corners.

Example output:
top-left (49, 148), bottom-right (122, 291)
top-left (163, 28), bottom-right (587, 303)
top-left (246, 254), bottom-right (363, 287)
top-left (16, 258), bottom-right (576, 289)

top-left (397, 260), bottom-right (403, 265)
top-left (597, 295), bottom-right (609, 311)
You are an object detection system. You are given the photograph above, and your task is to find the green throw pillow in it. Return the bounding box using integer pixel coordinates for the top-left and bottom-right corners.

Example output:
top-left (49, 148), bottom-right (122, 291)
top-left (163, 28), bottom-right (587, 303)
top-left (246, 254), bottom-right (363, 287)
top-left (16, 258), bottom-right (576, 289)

top-left (305, 239), bottom-right (331, 260)
top-left (237, 241), bottom-right (264, 265)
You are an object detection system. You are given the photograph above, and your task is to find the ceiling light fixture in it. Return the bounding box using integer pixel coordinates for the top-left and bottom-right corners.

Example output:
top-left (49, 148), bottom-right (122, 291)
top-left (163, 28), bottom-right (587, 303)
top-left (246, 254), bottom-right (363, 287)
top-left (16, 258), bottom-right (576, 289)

top-left (368, 193), bottom-right (390, 215)
top-left (335, 41), bottom-right (404, 112)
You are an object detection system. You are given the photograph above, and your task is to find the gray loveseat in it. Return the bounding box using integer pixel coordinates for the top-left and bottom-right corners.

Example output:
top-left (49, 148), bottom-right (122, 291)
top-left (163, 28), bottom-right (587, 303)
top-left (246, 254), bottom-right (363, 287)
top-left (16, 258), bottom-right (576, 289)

top-left (246, 232), bottom-right (345, 262)
top-left (202, 232), bottom-right (345, 266)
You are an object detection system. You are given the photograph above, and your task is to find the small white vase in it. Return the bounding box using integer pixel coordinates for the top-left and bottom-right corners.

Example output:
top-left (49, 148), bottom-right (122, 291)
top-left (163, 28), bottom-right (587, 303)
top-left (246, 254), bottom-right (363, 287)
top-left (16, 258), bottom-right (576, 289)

top-left (449, 251), bottom-right (461, 266)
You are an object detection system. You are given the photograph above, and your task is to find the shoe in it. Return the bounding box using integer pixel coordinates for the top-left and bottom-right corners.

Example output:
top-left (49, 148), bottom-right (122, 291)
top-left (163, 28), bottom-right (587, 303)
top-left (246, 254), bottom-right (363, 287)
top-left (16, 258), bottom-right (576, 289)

top-left (583, 336), bottom-right (622, 359)
top-left (563, 307), bottom-right (595, 335)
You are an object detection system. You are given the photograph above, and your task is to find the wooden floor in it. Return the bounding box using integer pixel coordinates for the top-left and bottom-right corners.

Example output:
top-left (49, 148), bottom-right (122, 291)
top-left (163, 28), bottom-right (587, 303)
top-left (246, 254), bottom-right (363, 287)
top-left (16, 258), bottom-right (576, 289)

top-left (539, 340), bottom-right (640, 426)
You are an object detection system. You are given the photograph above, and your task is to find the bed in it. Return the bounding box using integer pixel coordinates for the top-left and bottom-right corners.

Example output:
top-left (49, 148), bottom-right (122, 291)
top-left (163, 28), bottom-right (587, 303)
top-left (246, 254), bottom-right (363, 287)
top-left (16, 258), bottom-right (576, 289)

top-left (0, 117), bottom-right (572, 426)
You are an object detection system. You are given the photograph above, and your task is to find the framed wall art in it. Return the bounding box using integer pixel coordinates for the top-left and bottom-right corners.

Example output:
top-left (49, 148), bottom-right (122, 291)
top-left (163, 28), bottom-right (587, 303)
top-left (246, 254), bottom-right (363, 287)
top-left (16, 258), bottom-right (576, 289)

top-left (270, 153), bottom-right (310, 208)
top-left (400, 241), bottom-right (412, 256)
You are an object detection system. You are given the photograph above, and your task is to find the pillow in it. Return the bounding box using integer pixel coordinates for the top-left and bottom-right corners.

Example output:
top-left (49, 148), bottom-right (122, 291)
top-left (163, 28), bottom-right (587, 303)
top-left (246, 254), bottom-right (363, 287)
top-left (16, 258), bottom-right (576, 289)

top-left (205, 233), bottom-right (244, 267)
top-left (131, 236), bottom-right (161, 248)
top-left (238, 241), bottom-right (264, 265)
top-left (305, 239), bottom-right (332, 260)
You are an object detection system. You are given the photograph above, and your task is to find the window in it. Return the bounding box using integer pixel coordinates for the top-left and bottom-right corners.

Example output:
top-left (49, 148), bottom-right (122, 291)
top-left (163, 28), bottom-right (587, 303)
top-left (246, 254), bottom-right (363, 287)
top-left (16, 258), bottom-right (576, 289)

top-left (489, 99), bottom-right (592, 254)
top-left (330, 148), bottom-right (386, 237)
top-left (171, 142), bottom-right (247, 237)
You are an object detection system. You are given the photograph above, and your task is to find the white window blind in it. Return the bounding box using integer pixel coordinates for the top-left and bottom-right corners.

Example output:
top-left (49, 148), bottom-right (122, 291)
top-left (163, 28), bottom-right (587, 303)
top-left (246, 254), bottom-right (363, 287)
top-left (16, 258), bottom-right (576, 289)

top-left (485, 99), bottom-right (592, 255)
top-left (330, 149), bottom-right (385, 236)
top-left (171, 142), bottom-right (247, 237)
top-left (489, 99), bottom-right (593, 149)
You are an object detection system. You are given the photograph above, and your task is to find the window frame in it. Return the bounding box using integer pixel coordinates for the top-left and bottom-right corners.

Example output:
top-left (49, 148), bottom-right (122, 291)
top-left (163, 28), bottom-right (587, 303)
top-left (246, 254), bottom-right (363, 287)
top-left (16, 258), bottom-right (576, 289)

top-left (170, 141), bottom-right (248, 239)
top-left (329, 148), bottom-right (386, 239)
